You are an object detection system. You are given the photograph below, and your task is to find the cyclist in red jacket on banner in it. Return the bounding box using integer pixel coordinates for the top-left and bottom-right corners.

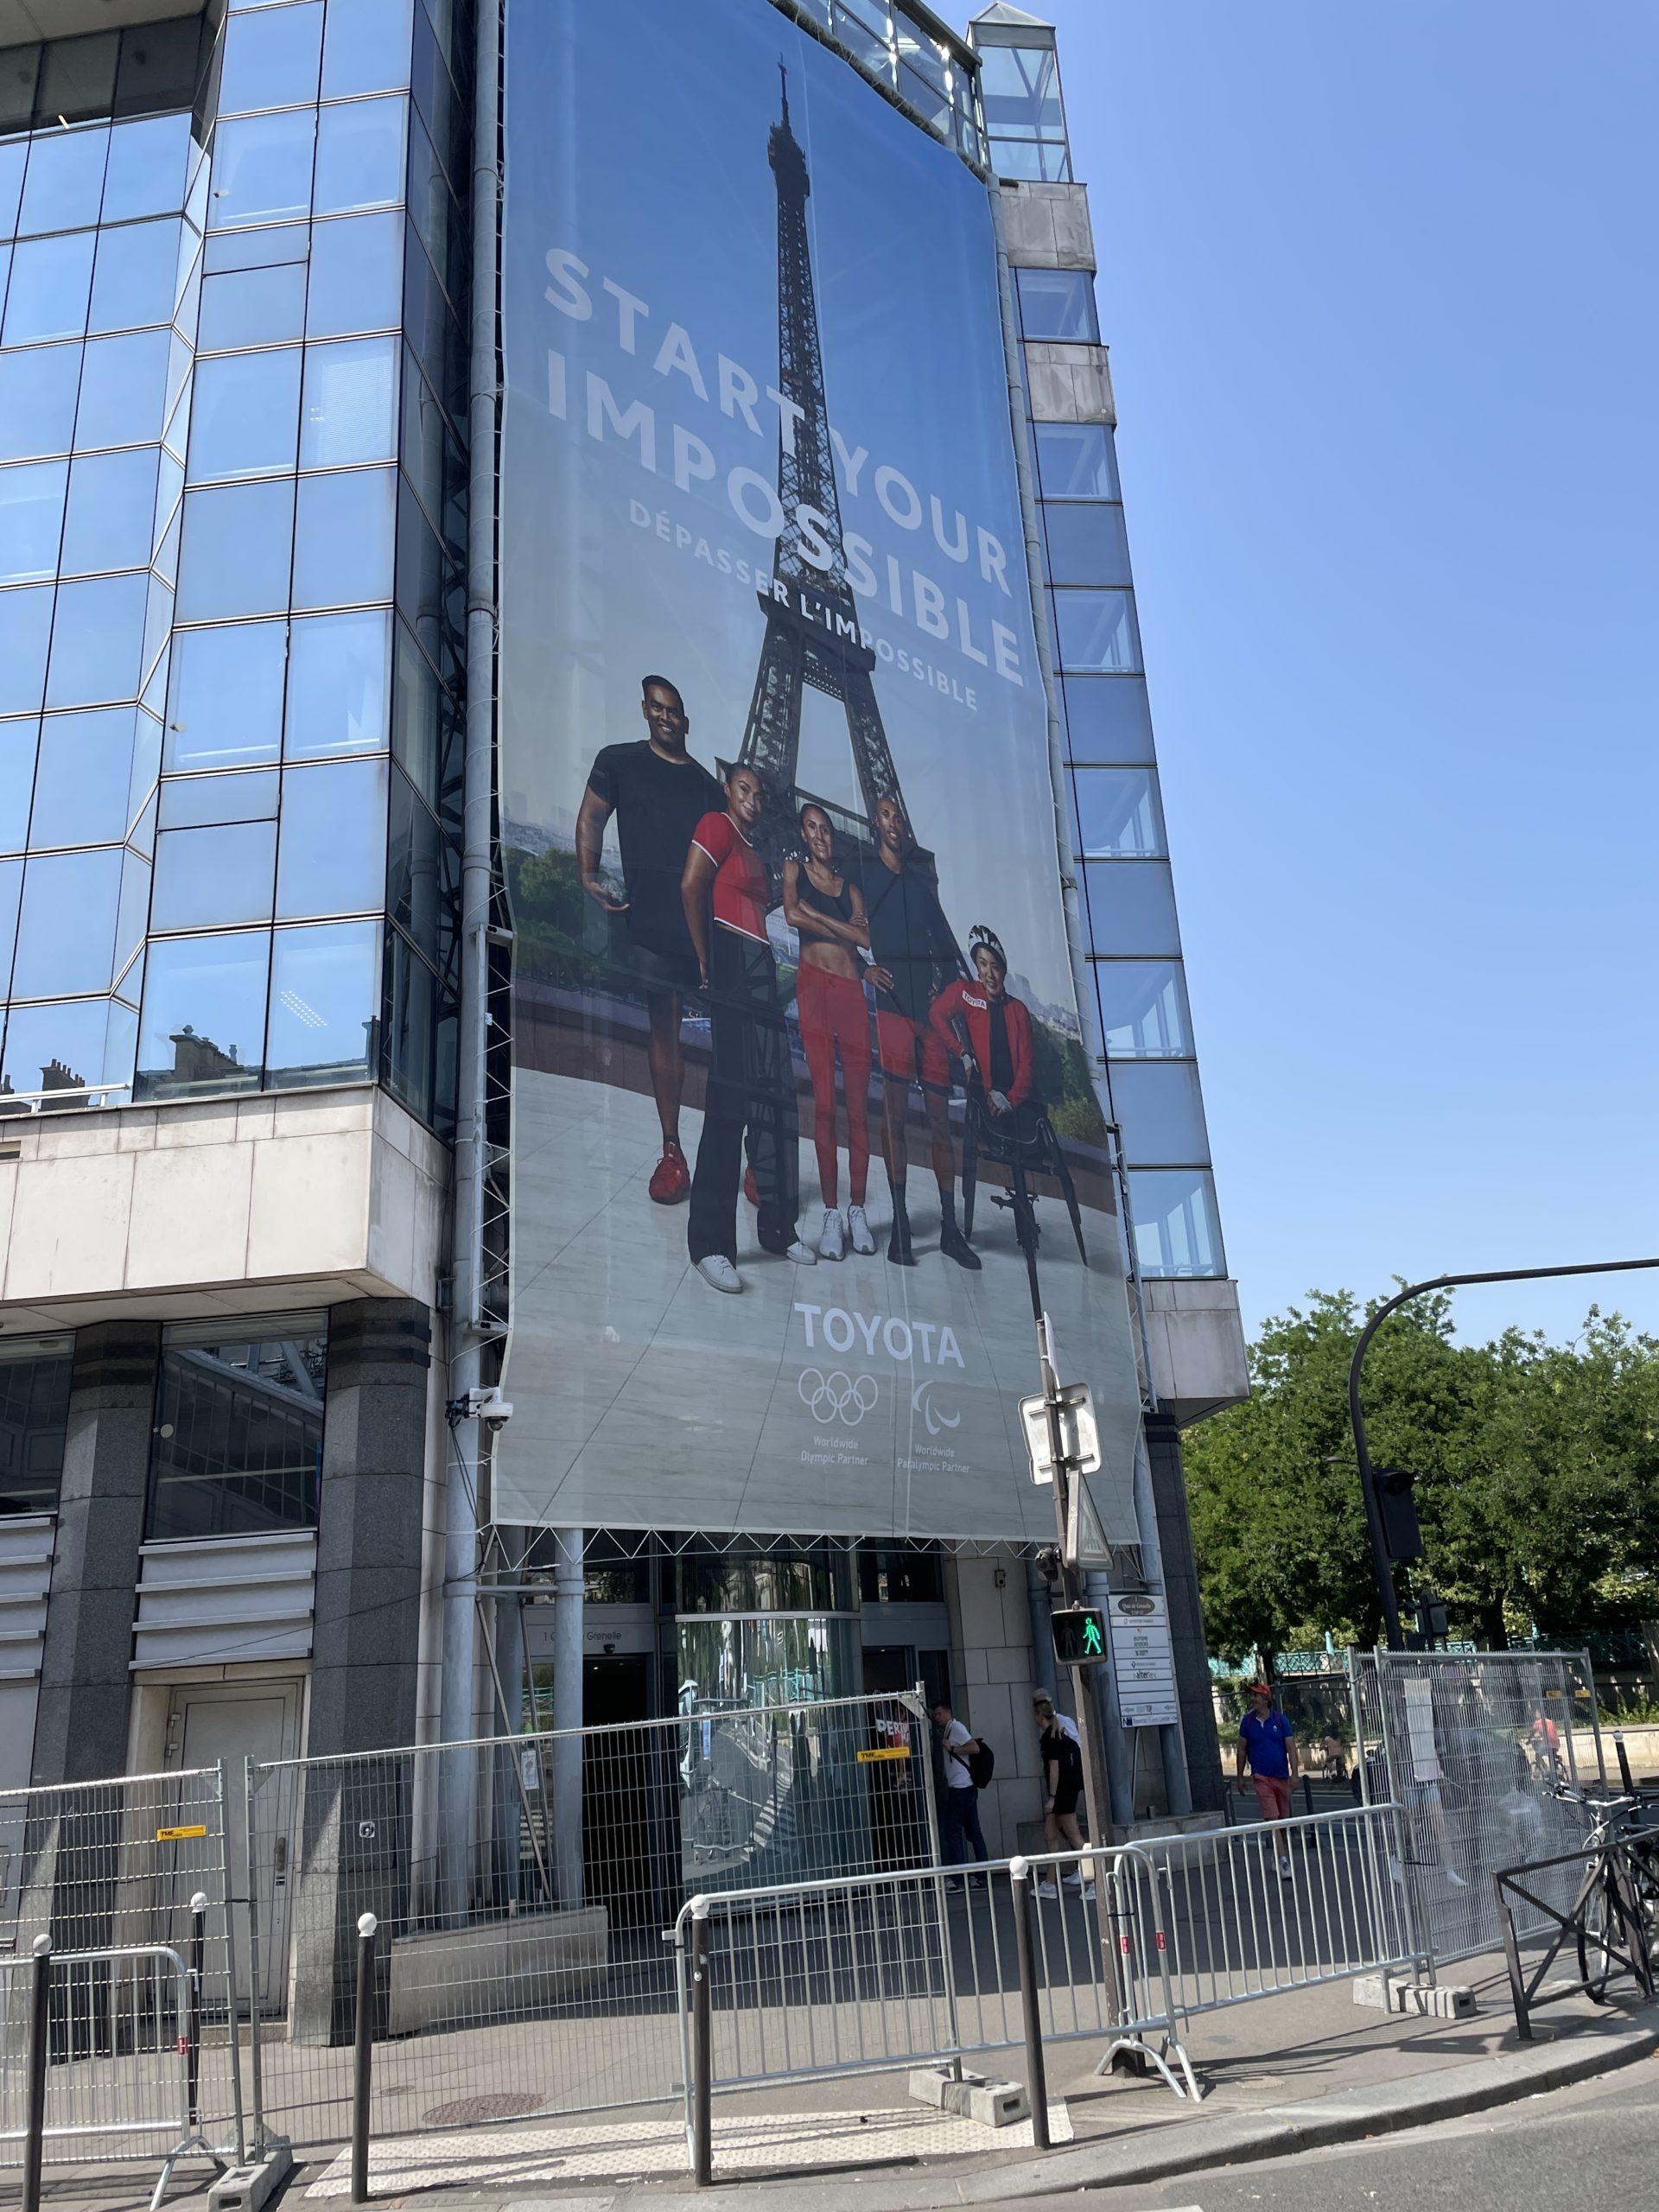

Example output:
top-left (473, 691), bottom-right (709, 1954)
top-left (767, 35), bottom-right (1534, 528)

top-left (931, 925), bottom-right (1038, 1143)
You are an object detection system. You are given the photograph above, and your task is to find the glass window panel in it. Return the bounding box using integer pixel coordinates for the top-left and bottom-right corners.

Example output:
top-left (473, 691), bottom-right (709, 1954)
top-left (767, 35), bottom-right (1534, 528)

top-left (0, 345), bottom-right (79, 464)
top-left (978, 41), bottom-right (1065, 135)
top-left (3, 231), bottom-right (96, 345)
top-left (266, 918), bottom-right (378, 1084)
top-left (198, 261), bottom-right (308, 351)
top-left (404, 104), bottom-right (449, 292)
top-left (306, 209), bottom-right (402, 335)
top-left (400, 346), bottom-right (457, 544)
top-left (381, 925), bottom-right (434, 1120)
top-left (1109, 1061), bottom-right (1210, 1166)
top-left (386, 765), bottom-right (440, 947)
top-left (136, 929), bottom-right (269, 1102)
top-left (16, 126), bottom-right (109, 237)
top-left (1080, 859), bottom-right (1180, 956)
top-left (275, 756), bottom-right (387, 917)
top-left (403, 221), bottom-right (463, 412)
top-left (0, 461), bottom-right (68, 585)
top-left (38, 34), bottom-right (120, 126)
top-left (146, 1321), bottom-right (324, 1541)
top-left (88, 215), bottom-right (181, 334)
top-left (44, 572), bottom-right (149, 708)
top-left (390, 613), bottom-right (439, 803)
top-left (203, 221), bottom-right (309, 275)
top-left (151, 819), bottom-right (277, 931)
top-left (0, 996), bottom-right (124, 1097)
top-left (0, 856), bottom-right (20, 993)
top-left (166, 620), bottom-right (287, 769)
top-left (0, 1340), bottom-right (72, 1518)
top-left (160, 769), bottom-right (280, 829)
top-left (29, 708), bottom-right (140, 847)
top-left (209, 111), bottom-right (315, 227)
top-left (0, 144), bottom-right (24, 239)
top-left (1072, 766), bottom-right (1166, 858)
top-left (323, 0), bottom-right (416, 99)
top-left (1042, 502), bottom-right (1131, 587)
top-left (393, 484), bottom-right (454, 665)
top-left (1034, 422), bottom-right (1120, 501)
top-left (175, 480), bottom-right (296, 621)
top-left (1096, 955), bottom-right (1185, 1057)
top-left (112, 23), bottom-right (202, 125)
top-left (1128, 1167), bottom-right (1224, 1279)
top-left (0, 52), bottom-right (39, 145)
top-left (1063, 675), bottom-right (1155, 764)
top-left (12, 847), bottom-right (122, 995)
top-left (991, 135), bottom-right (1071, 183)
top-left (59, 446), bottom-right (160, 576)
top-left (292, 466), bottom-right (395, 608)
top-left (408, 7), bottom-right (453, 175)
top-left (101, 111), bottom-right (191, 222)
top-left (218, 1), bottom-right (323, 115)
top-left (300, 335), bottom-right (397, 467)
top-left (188, 348), bottom-right (302, 482)
top-left (1050, 587), bottom-right (1141, 672)
top-left (75, 329), bottom-right (169, 450)
top-left (0, 723), bottom-right (39, 851)
top-left (1015, 266), bottom-right (1099, 342)
top-left (312, 94), bottom-right (406, 216)
top-left (0, 588), bottom-right (54, 715)
top-left (286, 607), bottom-right (391, 759)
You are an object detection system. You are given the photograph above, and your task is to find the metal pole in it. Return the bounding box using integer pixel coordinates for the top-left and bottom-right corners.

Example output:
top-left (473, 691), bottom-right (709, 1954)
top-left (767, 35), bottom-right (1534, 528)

top-left (1007, 1859), bottom-right (1050, 2150)
top-left (21, 1935), bottom-right (49, 2212)
top-left (689, 1897), bottom-right (712, 2187)
top-left (1616, 1733), bottom-right (1634, 1796)
top-left (1348, 1258), bottom-right (1659, 1650)
top-left (186, 1891), bottom-right (207, 2130)
top-left (350, 1913), bottom-right (378, 2206)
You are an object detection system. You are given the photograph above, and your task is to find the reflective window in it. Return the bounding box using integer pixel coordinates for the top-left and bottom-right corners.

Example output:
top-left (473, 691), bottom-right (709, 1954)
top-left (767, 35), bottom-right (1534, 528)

top-left (0, 142), bottom-right (25, 234)
top-left (1109, 1061), bottom-right (1210, 1166)
top-left (45, 571), bottom-right (149, 708)
top-left (1079, 859), bottom-right (1179, 956)
top-left (1062, 675), bottom-right (1154, 764)
top-left (1042, 502), bottom-right (1131, 588)
top-left (276, 756), bottom-right (388, 917)
top-left (1095, 952), bottom-right (1193, 1060)
top-left (12, 847), bottom-right (122, 996)
top-left (0, 461), bottom-right (68, 585)
top-left (0, 723), bottom-right (39, 850)
top-left (151, 819), bottom-right (277, 931)
top-left (60, 446), bottom-right (160, 576)
top-left (218, 1), bottom-right (323, 116)
top-left (286, 607), bottom-right (391, 759)
top-left (209, 111), bottom-right (315, 228)
top-left (391, 613), bottom-right (442, 805)
top-left (203, 222), bottom-right (308, 276)
top-left (74, 329), bottom-right (170, 450)
top-left (400, 346), bottom-right (460, 545)
top-left (146, 1319), bottom-right (326, 1541)
top-left (104, 114), bottom-right (193, 216)
top-left (7, 995), bottom-right (137, 1096)
top-left (160, 770), bottom-right (280, 830)
top-left (312, 95), bottom-right (406, 216)
top-left (88, 216), bottom-right (181, 336)
top-left (0, 587), bottom-right (54, 715)
top-left (166, 621), bottom-right (287, 770)
top-left (188, 348), bottom-right (302, 482)
top-left (292, 466), bottom-right (396, 608)
top-left (300, 335), bottom-right (397, 467)
top-left (0, 346), bottom-right (80, 464)
top-left (1050, 588), bottom-right (1141, 672)
top-left (1128, 1167), bottom-right (1225, 1279)
top-left (393, 485), bottom-right (457, 664)
top-left (0, 857), bottom-right (21, 988)
top-left (323, 0), bottom-right (415, 99)
top-left (3, 231), bottom-right (97, 346)
top-left (405, 105), bottom-right (451, 293)
top-left (1015, 266), bottom-right (1098, 342)
top-left (175, 480), bottom-right (296, 621)
top-left (266, 918), bottom-right (378, 1084)
top-left (198, 261), bottom-right (308, 352)
top-left (381, 925), bottom-right (434, 1120)
top-left (1072, 766), bottom-right (1165, 858)
top-left (386, 765), bottom-right (442, 948)
top-left (979, 40), bottom-right (1070, 182)
top-left (306, 209), bottom-right (403, 336)
top-left (1035, 423), bottom-right (1119, 502)
top-left (29, 708), bottom-right (142, 847)
top-left (0, 1338), bottom-right (72, 1519)
top-left (16, 126), bottom-right (109, 237)
top-left (136, 930), bottom-right (270, 1101)
top-left (39, 35), bottom-right (120, 128)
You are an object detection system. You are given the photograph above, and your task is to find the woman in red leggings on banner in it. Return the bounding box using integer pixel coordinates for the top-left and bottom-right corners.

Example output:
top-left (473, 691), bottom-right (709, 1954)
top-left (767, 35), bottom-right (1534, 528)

top-left (782, 804), bottom-right (876, 1262)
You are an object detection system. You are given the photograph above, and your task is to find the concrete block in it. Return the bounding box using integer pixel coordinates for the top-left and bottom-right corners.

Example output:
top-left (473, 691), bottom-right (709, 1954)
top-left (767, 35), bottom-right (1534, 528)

top-left (908, 2063), bottom-right (1030, 2127)
top-left (1402, 1980), bottom-right (1478, 2018)
top-left (388, 1905), bottom-right (609, 2034)
top-left (1353, 1972), bottom-right (1408, 2012)
top-left (208, 2145), bottom-right (292, 2212)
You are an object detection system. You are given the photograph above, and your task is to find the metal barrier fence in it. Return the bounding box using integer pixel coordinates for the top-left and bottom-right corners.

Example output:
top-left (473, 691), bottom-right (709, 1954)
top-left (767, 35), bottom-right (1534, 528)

top-left (244, 1689), bottom-right (938, 2150)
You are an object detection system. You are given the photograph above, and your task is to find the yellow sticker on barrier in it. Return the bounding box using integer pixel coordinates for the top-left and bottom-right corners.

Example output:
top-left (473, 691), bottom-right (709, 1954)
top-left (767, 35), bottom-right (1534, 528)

top-left (155, 1825), bottom-right (208, 1841)
top-left (856, 1746), bottom-right (912, 1763)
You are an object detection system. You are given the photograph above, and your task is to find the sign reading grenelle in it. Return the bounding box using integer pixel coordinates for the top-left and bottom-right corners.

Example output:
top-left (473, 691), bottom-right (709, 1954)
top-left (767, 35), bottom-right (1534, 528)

top-left (494, 0), bottom-right (1144, 1546)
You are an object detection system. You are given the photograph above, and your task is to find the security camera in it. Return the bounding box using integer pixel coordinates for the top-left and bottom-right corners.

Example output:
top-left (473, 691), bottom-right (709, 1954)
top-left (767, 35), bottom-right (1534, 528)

top-left (463, 1386), bottom-right (513, 1431)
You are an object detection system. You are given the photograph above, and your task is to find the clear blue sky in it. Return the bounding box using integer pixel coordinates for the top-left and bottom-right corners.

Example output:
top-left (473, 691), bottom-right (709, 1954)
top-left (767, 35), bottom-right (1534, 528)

top-left (1034, 0), bottom-right (1659, 1350)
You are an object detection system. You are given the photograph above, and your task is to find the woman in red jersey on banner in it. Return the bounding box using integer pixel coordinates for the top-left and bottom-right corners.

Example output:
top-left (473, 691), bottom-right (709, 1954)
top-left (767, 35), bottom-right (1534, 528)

top-left (782, 803), bottom-right (877, 1263)
top-left (681, 765), bottom-right (815, 1293)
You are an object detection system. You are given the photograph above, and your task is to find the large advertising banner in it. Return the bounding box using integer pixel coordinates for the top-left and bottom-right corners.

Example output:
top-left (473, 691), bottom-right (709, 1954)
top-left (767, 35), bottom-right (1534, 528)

top-left (497, 0), bottom-right (1143, 1546)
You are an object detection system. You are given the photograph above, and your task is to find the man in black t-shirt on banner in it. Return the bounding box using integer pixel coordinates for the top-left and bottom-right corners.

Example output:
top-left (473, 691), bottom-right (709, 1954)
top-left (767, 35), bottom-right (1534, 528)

top-left (575, 676), bottom-right (722, 1205)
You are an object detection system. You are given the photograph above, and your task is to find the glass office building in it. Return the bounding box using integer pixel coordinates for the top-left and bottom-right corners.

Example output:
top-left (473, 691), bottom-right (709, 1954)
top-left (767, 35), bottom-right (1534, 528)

top-left (0, 1), bottom-right (1245, 1836)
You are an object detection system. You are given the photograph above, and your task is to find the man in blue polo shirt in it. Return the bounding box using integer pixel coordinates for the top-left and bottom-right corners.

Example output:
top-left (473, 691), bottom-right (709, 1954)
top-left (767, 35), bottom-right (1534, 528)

top-left (1236, 1682), bottom-right (1298, 1878)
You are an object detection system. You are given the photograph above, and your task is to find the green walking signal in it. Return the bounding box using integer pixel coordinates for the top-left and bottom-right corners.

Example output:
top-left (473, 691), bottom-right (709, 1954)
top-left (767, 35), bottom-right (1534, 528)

top-left (1052, 1606), bottom-right (1109, 1668)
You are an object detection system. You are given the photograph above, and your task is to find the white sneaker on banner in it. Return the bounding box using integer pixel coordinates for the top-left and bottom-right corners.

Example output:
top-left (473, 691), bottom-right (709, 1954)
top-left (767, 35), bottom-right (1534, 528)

top-left (694, 1255), bottom-right (743, 1294)
top-left (818, 1208), bottom-right (847, 1262)
top-left (847, 1204), bottom-right (876, 1255)
top-left (785, 1236), bottom-right (817, 1265)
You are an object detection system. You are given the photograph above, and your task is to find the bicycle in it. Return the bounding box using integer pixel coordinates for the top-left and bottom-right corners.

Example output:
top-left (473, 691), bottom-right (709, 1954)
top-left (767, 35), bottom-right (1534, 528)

top-left (1546, 1782), bottom-right (1659, 2000)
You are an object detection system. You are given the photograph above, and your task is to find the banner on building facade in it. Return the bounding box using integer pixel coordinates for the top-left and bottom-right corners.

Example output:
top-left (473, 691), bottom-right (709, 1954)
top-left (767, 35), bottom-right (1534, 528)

top-left (495, 0), bottom-right (1142, 1546)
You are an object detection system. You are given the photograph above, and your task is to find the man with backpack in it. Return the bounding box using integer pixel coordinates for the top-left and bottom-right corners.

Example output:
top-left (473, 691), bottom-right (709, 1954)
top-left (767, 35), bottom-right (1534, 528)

top-left (931, 1700), bottom-right (989, 1885)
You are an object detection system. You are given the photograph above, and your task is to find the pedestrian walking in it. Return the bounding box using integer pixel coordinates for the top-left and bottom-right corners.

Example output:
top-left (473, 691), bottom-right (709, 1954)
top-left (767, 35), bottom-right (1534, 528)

top-left (1236, 1682), bottom-right (1299, 1878)
top-left (1033, 1695), bottom-right (1093, 1898)
top-left (931, 1700), bottom-right (988, 1886)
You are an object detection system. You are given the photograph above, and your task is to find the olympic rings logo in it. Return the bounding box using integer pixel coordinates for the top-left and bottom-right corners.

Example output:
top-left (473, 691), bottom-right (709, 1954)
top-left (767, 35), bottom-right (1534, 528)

top-left (798, 1369), bottom-right (879, 1425)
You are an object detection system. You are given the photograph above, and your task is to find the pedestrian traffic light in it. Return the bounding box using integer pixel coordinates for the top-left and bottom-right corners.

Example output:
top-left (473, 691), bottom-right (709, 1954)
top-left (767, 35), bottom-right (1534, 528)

top-left (1373, 1466), bottom-right (1423, 1561)
top-left (1052, 1606), bottom-right (1109, 1667)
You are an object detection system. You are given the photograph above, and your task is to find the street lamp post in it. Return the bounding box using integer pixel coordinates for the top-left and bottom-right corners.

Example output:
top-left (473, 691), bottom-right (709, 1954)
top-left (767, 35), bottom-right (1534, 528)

top-left (1348, 1256), bottom-right (1659, 1650)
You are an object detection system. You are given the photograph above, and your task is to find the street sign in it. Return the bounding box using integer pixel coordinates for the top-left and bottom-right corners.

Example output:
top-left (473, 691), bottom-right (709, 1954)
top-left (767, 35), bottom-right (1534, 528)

top-left (1052, 1605), bottom-right (1109, 1667)
top-left (1107, 1592), bottom-right (1179, 1727)
top-left (1019, 1383), bottom-right (1101, 1486)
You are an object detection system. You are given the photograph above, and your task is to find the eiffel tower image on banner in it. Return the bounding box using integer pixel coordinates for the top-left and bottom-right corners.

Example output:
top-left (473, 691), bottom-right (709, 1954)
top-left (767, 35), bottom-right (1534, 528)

top-left (730, 67), bottom-right (952, 933)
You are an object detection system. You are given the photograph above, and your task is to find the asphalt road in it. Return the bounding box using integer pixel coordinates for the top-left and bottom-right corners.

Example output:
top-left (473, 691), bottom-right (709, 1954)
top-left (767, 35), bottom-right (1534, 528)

top-left (981, 2048), bottom-right (1659, 2211)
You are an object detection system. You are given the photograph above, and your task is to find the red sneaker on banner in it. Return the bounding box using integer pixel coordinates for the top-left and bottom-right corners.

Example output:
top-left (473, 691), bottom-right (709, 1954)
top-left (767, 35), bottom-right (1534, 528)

top-left (743, 1166), bottom-right (760, 1207)
top-left (649, 1140), bottom-right (690, 1205)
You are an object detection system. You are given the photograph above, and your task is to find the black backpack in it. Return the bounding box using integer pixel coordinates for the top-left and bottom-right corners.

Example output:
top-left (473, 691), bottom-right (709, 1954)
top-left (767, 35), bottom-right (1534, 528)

top-left (966, 1736), bottom-right (995, 1789)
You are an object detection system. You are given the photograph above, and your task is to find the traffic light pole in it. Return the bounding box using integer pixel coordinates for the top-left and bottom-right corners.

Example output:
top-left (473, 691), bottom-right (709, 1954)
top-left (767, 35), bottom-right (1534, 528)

top-left (1349, 1256), bottom-right (1659, 1651)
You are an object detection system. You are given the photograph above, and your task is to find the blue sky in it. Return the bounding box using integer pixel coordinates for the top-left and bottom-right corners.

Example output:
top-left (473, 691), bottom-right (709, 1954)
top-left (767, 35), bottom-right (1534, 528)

top-left (1033, 0), bottom-right (1659, 1348)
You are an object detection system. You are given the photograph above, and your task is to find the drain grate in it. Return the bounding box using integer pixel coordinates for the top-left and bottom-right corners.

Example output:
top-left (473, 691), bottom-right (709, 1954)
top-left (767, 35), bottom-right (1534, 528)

top-left (421, 2091), bottom-right (546, 2126)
